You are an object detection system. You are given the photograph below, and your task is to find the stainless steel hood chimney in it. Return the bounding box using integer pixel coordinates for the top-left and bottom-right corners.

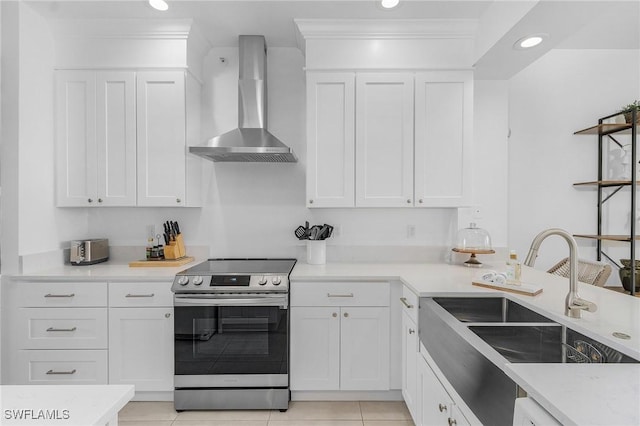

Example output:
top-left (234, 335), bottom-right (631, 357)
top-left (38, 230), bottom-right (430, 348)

top-left (190, 35), bottom-right (297, 162)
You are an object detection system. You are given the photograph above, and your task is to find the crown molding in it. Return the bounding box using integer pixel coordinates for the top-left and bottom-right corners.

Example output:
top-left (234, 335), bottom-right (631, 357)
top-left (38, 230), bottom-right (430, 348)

top-left (295, 18), bottom-right (479, 52)
top-left (50, 18), bottom-right (197, 40)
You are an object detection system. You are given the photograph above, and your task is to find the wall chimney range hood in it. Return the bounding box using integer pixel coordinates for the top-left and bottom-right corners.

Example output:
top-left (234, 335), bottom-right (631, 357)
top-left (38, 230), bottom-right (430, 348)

top-left (190, 35), bottom-right (297, 163)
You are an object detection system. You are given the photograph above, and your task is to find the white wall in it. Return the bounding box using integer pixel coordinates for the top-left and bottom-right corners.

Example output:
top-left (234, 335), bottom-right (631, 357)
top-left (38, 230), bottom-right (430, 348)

top-left (508, 49), bottom-right (640, 281)
top-left (17, 4), bottom-right (88, 257)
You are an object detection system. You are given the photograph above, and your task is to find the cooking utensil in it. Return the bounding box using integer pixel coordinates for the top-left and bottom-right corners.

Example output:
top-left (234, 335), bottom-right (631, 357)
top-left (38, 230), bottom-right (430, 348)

top-left (294, 226), bottom-right (307, 240)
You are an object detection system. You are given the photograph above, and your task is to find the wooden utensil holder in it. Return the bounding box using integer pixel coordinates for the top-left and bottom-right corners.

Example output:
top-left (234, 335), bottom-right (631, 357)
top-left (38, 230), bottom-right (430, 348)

top-left (164, 234), bottom-right (186, 260)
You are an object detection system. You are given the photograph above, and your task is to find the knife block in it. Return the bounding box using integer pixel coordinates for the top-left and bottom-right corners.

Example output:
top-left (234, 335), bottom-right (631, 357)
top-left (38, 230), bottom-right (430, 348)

top-left (164, 234), bottom-right (186, 260)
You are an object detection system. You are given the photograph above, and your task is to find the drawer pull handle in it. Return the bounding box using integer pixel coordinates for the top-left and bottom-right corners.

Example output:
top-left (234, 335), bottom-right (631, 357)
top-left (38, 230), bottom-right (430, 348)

top-left (327, 293), bottom-right (354, 298)
top-left (400, 297), bottom-right (414, 309)
top-left (46, 327), bottom-right (77, 332)
top-left (44, 293), bottom-right (75, 298)
top-left (46, 369), bottom-right (77, 375)
top-left (409, 328), bottom-right (415, 334)
top-left (438, 403), bottom-right (447, 413)
top-left (125, 293), bottom-right (155, 298)
top-left (448, 418), bottom-right (457, 426)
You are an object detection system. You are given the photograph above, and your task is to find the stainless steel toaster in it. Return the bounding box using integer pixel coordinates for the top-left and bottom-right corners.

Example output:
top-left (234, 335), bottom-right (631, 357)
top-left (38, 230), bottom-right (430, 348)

top-left (70, 239), bottom-right (109, 265)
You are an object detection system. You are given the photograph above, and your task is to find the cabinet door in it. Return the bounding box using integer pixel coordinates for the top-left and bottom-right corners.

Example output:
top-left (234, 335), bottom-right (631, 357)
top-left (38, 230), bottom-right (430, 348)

top-left (108, 307), bottom-right (174, 392)
top-left (414, 71), bottom-right (473, 207)
top-left (306, 73), bottom-right (355, 207)
top-left (340, 306), bottom-right (390, 390)
top-left (95, 71), bottom-right (137, 206)
top-left (290, 306), bottom-right (340, 390)
top-left (416, 352), bottom-right (451, 426)
top-left (355, 74), bottom-right (414, 207)
top-left (402, 311), bottom-right (418, 421)
top-left (136, 71), bottom-right (186, 207)
top-left (55, 70), bottom-right (98, 207)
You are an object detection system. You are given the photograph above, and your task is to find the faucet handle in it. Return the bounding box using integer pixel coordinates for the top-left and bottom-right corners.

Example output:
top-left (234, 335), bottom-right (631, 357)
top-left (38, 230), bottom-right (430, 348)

top-left (568, 297), bottom-right (598, 318)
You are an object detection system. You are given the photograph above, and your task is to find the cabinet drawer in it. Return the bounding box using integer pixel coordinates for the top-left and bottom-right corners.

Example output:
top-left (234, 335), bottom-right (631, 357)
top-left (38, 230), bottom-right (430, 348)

top-left (16, 308), bottom-right (108, 349)
top-left (13, 281), bottom-right (107, 307)
top-left (291, 281), bottom-right (389, 307)
top-left (11, 350), bottom-right (107, 385)
top-left (109, 281), bottom-right (173, 307)
top-left (401, 285), bottom-right (419, 323)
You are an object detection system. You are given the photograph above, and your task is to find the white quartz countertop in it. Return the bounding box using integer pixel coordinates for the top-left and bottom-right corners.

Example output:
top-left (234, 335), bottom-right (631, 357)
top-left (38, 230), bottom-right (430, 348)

top-left (0, 384), bottom-right (134, 425)
top-left (292, 260), bottom-right (640, 426)
top-left (10, 259), bottom-right (204, 281)
top-left (507, 364), bottom-right (640, 426)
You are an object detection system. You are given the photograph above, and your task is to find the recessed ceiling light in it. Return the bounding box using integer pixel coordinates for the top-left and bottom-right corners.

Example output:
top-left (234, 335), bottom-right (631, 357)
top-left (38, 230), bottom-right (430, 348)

top-left (381, 0), bottom-right (400, 9)
top-left (514, 34), bottom-right (547, 50)
top-left (149, 0), bottom-right (169, 11)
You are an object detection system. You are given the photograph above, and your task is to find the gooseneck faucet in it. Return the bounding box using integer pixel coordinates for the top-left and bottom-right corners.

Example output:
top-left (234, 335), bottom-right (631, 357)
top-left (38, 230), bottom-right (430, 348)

top-left (524, 228), bottom-right (597, 319)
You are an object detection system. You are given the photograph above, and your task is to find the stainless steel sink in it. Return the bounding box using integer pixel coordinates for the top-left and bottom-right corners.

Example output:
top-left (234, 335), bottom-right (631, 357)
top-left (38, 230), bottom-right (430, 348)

top-left (433, 296), bottom-right (554, 323)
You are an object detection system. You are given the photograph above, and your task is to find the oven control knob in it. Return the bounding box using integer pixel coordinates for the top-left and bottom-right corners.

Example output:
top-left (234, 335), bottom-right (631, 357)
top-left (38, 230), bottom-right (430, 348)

top-left (177, 276), bottom-right (189, 286)
top-left (272, 276), bottom-right (282, 286)
top-left (193, 276), bottom-right (203, 286)
top-left (258, 276), bottom-right (268, 286)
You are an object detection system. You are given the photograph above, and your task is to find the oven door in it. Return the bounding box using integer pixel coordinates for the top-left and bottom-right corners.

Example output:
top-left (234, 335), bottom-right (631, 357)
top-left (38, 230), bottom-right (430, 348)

top-left (173, 294), bottom-right (288, 388)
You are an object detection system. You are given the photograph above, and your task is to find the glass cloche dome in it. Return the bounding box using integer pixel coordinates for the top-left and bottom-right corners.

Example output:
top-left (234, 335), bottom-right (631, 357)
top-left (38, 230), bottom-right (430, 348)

top-left (452, 223), bottom-right (495, 267)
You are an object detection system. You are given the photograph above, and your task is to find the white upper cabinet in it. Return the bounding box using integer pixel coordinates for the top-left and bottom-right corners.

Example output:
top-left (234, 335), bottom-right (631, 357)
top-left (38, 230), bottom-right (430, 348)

top-left (306, 73), bottom-right (355, 208)
top-left (414, 71), bottom-right (473, 207)
top-left (56, 69), bottom-right (201, 208)
top-left (306, 70), bottom-right (472, 208)
top-left (355, 73), bottom-right (414, 207)
top-left (136, 71), bottom-right (187, 207)
top-left (96, 71), bottom-right (137, 206)
top-left (56, 71), bottom-right (99, 207)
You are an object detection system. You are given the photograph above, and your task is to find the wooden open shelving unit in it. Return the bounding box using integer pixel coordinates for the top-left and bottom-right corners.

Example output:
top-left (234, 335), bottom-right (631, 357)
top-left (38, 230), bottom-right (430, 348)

top-left (573, 110), bottom-right (637, 296)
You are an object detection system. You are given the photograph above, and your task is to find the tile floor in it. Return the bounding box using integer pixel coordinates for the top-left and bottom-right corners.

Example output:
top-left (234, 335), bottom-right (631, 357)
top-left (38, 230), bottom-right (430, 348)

top-left (119, 401), bottom-right (414, 426)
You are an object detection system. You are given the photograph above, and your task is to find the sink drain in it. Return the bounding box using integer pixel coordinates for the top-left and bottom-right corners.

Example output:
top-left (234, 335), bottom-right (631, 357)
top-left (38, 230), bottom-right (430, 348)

top-left (612, 332), bottom-right (631, 340)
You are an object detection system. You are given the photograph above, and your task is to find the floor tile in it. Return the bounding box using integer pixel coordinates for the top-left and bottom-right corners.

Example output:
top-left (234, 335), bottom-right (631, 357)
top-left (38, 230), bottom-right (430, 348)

top-left (268, 421), bottom-right (364, 426)
top-left (360, 402), bottom-right (412, 421)
top-left (173, 421), bottom-right (268, 426)
top-left (119, 422), bottom-right (173, 426)
top-left (118, 402), bottom-right (178, 421)
top-left (268, 401), bottom-right (362, 421)
top-left (175, 410), bottom-right (271, 421)
top-left (363, 421), bottom-right (414, 426)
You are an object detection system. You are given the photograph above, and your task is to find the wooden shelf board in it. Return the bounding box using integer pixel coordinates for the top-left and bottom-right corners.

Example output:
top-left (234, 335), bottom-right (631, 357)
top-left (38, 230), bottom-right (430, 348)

top-left (574, 123), bottom-right (638, 135)
top-left (573, 234), bottom-right (638, 242)
top-left (573, 180), bottom-right (639, 187)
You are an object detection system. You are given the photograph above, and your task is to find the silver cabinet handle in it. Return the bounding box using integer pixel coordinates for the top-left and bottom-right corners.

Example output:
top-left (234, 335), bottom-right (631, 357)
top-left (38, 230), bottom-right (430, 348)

top-left (409, 328), bottom-right (415, 334)
top-left (176, 198), bottom-right (181, 203)
top-left (44, 293), bottom-right (75, 298)
top-left (46, 369), bottom-right (76, 375)
top-left (448, 418), bottom-right (457, 426)
top-left (439, 403), bottom-right (447, 413)
top-left (46, 327), bottom-right (77, 332)
top-left (309, 199), bottom-right (314, 204)
top-left (165, 313), bottom-right (171, 318)
top-left (327, 293), bottom-right (354, 298)
top-left (87, 198), bottom-right (93, 203)
top-left (400, 297), bottom-right (414, 309)
top-left (406, 199), bottom-right (411, 204)
top-left (332, 312), bottom-right (338, 318)
top-left (419, 199), bottom-right (423, 203)
top-left (343, 312), bottom-right (349, 318)
top-left (98, 198), bottom-right (103, 203)
top-left (125, 293), bottom-right (155, 298)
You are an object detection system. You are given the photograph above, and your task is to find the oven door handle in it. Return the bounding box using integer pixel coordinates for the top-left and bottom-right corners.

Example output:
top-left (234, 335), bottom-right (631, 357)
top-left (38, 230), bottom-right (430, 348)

top-left (174, 295), bottom-right (288, 308)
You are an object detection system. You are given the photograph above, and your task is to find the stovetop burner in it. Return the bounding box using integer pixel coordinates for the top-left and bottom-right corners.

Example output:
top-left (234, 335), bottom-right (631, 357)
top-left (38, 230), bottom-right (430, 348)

top-left (172, 258), bottom-right (296, 294)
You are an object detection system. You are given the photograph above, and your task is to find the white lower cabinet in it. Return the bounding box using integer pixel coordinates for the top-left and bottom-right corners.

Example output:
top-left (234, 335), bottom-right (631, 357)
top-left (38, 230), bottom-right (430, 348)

top-left (108, 307), bottom-right (174, 392)
top-left (402, 311), bottom-right (418, 420)
top-left (416, 351), bottom-right (471, 426)
top-left (13, 350), bottom-right (108, 385)
top-left (290, 281), bottom-right (391, 392)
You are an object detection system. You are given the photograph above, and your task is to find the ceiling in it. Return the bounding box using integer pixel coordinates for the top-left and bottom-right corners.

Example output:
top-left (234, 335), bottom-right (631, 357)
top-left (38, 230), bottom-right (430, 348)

top-left (26, 0), bottom-right (640, 79)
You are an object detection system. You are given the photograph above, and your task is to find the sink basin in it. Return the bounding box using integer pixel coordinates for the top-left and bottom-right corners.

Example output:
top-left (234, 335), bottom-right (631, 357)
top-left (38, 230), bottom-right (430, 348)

top-left (469, 325), bottom-right (635, 364)
top-left (433, 297), bottom-right (554, 323)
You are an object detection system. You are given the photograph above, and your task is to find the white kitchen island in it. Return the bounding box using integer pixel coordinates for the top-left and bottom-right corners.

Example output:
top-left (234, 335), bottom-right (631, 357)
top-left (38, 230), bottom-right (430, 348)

top-left (0, 384), bottom-right (134, 425)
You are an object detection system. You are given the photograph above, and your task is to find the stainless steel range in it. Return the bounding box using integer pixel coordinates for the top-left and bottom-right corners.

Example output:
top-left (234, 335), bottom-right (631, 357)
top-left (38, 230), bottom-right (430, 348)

top-left (172, 258), bottom-right (296, 411)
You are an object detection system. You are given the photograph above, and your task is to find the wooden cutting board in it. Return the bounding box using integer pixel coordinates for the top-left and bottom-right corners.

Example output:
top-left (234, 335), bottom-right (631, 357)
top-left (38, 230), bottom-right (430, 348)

top-left (472, 280), bottom-right (543, 296)
top-left (128, 256), bottom-right (195, 268)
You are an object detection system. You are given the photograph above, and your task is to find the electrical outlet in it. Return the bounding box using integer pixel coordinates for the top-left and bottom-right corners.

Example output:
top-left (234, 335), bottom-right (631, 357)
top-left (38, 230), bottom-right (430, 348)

top-left (407, 225), bottom-right (416, 238)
